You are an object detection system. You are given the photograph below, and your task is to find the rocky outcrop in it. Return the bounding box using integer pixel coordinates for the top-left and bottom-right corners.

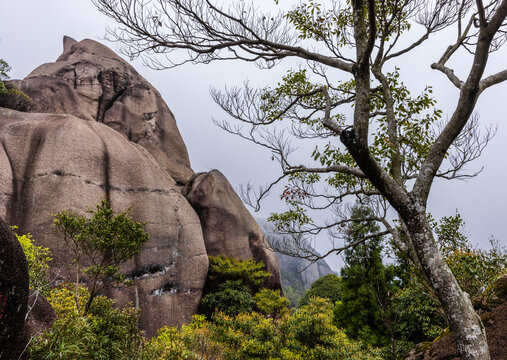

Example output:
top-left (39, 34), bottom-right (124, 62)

top-left (0, 217), bottom-right (29, 359)
top-left (183, 170), bottom-right (281, 289)
top-left (0, 37), bottom-right (281, 336)
top-left (9, 36), bottom-right (193, 184)
top-left (0, 108), bottom-right (208, 337)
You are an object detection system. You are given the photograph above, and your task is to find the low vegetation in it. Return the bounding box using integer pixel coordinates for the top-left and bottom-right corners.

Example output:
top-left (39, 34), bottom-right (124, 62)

top-left (16, 203), bottom-right (505, 359)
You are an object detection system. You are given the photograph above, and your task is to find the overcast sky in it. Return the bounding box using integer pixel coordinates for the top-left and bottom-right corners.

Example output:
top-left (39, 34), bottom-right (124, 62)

top-left (1, 1), bottom-right (506, 270)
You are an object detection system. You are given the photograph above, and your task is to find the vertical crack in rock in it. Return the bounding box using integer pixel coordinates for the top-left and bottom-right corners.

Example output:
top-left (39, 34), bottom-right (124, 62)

top-left (86, 122), bottom-right (111, 201)
top-left (95, 70), bottom-right (128, 123)
top-left (72, 67), bottom-right (78, 89)
top-left (16, 125), bottom-right (46, 230)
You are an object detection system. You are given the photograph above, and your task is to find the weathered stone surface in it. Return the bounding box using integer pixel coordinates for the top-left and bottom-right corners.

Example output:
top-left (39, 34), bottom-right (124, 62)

top-left (9, 36), bottom-right (193, 184)
top-left (0, 108), bottom-right (208, 337)
top-left (0, 37), bottom-right (283, 338)
top-left (183, 170), bottom-right (281, 289)
top-left (0, 216), bottom-right (29, 360)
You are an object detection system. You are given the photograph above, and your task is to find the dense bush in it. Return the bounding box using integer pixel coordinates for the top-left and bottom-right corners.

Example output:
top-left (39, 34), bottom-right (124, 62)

top-left (30, 284), bottom-right (146, 360)
top-left (206, 255), bottom-right (271, 290)
top-left (201, 256), bottom-right (272, 317)
top-left (201, 280), bottom-right (255, 316)
top-left (299, 273), bottom-right (341, 307)
top-left (254, 288), bottom-right (290, 318)
top-left (198, 297), bottom-right (381, 360)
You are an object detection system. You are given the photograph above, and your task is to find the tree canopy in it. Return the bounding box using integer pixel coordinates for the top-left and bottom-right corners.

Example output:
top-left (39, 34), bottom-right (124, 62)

top-left (92, 1), bottom-right (507, 358)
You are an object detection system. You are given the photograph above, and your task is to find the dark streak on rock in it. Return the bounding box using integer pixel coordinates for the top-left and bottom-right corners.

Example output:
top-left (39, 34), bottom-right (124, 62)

top-left (150, 282), bottom-right (199, 296)
top-left (0, 140), bottom-right (15, 224)
top-left (16, 124), bottom-right (46, 230)
top-left (125, 264), bottom-right (167, 280)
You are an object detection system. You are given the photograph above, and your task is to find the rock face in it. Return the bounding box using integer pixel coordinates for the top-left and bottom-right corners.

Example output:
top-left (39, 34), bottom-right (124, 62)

top-left (183, 170), bottom-right (281, 289)
top-left (0, 108), bottom-right (208, 336)
top-left (0, 217), bottom-right (29, 360)
top-left (0, 37), bottom-right (281, 336)
top-left (10, 36), bottom-right (193, 184)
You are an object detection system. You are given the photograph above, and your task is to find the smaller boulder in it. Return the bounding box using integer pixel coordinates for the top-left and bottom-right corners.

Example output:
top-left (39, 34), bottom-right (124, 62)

top-left (183, 170), bottom-right (281, 289)
top-left (0, 217), bottom-right (29, 360)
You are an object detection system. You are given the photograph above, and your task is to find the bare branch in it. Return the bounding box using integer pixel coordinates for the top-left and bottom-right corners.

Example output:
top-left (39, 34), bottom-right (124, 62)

top-left (430, 63), bottom-right (465, 89)
top-left (93, 0), bottom-right (355, 72)
top-left (480, 68), bottom-right (507, 91)
top-left (285, 164), bottom-right (366, 178)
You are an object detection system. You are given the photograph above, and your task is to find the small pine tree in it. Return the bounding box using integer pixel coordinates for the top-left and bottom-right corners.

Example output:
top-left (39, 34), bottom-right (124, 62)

top-left (333, 206), bottom-right (398, 354)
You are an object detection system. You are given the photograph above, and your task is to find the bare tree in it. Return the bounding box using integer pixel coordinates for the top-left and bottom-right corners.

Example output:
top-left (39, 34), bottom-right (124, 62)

top-left (93, 0), bottom-right (507, 358)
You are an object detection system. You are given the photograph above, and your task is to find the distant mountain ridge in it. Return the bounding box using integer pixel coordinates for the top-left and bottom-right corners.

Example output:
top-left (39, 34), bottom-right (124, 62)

top-left (256, 218), bottom-right (336, 305)
top-left (275, 251), bottom-right (335, 291)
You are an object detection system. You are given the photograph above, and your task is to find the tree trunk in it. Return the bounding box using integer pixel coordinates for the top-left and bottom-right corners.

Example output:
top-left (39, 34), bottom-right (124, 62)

top-left (401, 202), bottom-right (490, 360)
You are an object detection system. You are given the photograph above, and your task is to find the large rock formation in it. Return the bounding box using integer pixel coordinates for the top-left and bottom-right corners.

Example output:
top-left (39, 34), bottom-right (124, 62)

top-left (0, 108), bottom-right (208, 336)
top-left (183, 170), bottom-right (281, 288)
top-left (10, 36), bottom-right (193, 184)
top-left (276, 251), bottom-right (335, 291)
top-left (0, 37), bottom-right (281, 336)
top-left (0, 217), bottom-right (29, 359)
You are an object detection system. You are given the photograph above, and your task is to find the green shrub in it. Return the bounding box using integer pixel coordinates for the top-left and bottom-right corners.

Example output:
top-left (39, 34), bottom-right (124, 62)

top-left (207, 255), bottom-right (271, 290)
top-left (201, 280), bottom-right (255, 317)
top-left (299, 274), bottom-right (341, 307)
top-left (254, 288), bottom-right (289, 318)
top-left (53, 198), bottom-right (150, 313)
top-left (148, 315), bottom-right (224, 360)
top-left (30, 285), bottom-right (145, 360)
top-left (15, 227), bottom-right (52, 296)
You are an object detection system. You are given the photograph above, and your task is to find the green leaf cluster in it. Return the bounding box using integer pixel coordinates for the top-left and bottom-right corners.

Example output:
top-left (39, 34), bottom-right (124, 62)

top-left (0, 58), bottom-right (11, 95)
top-left (196, 297), bottom-right (381, 360)
top-left (53, 198), bottom-right (150, 312)
top-left (201, 256), bottom-right (272, 317)
top-left (299, 273), bottom-right (342, 307)
top-left (15, 227), bottom-right (53, 296)
top-left (253, 288), bottom-right (290, 318)
top-left (207, 255), bottom-right (271, 289)
top-left (370, 70), bottom-right (442, 174)
top-left (201, 280), bottom-right (255, 317)
top-left (30, 284), bottom-right (145, 360)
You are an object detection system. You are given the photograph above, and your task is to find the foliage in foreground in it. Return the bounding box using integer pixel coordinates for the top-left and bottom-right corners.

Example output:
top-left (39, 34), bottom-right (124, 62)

top-left (200, 255), bottom-right (271, 317)
top-left (30, 284), bottom-right (380, 360)
top-left (30, 284), bottom-right (145, 360)
top-left (150, 297), bottom-right (381, 360)
top-left (53, 198), bottom-right (150, 313)
top-left (15, 226), bottom-right (53, 296)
